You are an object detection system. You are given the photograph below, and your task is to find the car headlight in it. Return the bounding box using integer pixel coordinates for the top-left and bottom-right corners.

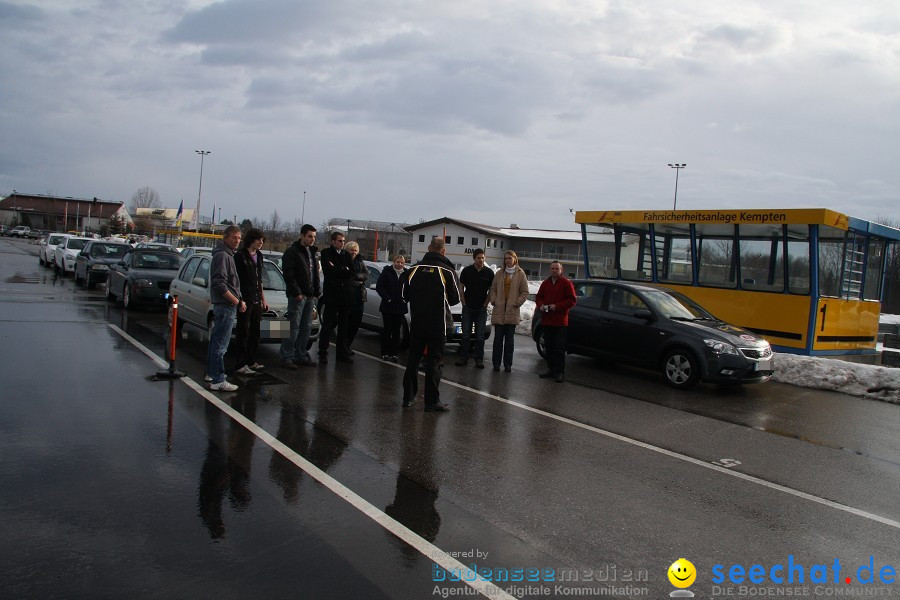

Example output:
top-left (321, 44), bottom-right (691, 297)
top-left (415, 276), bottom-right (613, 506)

top-left (704, 339), bottom-right (739, 355)
top-left (91, 264), bottom-right (109, 271)
top-left (133, 278), bottom-right (154, 288)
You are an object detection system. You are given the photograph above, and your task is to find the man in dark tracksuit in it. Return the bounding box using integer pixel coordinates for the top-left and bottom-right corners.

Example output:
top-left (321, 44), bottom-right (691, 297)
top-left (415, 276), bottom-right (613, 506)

top-left (401, 238), bottom-right (461, 412)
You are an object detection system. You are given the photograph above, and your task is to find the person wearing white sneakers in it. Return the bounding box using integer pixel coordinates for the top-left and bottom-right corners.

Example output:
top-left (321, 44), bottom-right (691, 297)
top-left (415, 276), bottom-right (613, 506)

top-left (207, 226), bottom-right (245, 392)
top-left (233, 228), bottom-right (268, 376)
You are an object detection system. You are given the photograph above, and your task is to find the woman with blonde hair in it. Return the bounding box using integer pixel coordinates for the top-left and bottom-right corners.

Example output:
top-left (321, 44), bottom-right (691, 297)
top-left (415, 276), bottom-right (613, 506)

top-left (344, 241), bottom-right (368, 353)
top-left (488, 250), bottom-right (529, 372)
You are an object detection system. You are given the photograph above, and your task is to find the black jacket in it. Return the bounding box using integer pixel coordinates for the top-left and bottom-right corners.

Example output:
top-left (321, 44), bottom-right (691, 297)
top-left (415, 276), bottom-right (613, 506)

top-left (282, 241), bottom-right (320, 299)
top-left (376, 265), bottom-right (408, 315)
top-left (320, 245), bottom-right (356, 307)
top-left (401, 252), bottom-right (460, 338)
top-left (234, 247), bottom-right (264, 304)
top-left (349, 255), bottom-right (369, 309)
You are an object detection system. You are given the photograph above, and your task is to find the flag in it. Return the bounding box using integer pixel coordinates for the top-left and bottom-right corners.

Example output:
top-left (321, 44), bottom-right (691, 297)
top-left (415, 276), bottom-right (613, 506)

top-left (175, 199), bottom-right (184, 227)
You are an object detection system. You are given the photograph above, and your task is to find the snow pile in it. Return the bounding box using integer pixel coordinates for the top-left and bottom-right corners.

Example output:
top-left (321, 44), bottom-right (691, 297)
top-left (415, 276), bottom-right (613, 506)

top-left (772, 353), bottom-right (900, 403)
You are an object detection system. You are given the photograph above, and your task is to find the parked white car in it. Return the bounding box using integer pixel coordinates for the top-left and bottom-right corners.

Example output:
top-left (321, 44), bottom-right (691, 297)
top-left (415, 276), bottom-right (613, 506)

top-left (39, 233), bottom-right (71, 267)
top-left (53, 236), bottom-right (92, 275)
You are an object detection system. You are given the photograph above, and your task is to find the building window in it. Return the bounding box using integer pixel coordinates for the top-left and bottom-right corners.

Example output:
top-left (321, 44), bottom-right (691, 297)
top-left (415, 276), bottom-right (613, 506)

top-left (418, 234), bottom-right (425, 243)
top-left (500, 240), bottom-right (504, 249)
top-left (485, 238), bottom-right (491, 248)
top-left (445, 235), bottom-right (451, 244)
top-left (472, 237), bottom-right (478, 245)
top-left (457, 236), bottom-right (464, 245)
top-left (494, 239), bottom-right (499, 248)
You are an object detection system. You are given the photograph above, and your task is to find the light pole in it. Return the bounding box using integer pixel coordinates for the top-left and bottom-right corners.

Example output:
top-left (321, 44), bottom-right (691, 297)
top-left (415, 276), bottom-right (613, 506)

top-left (302, 191), bottom-right (306, 223)
top-left (667, 163), bottom-right (686, 210)
top-left (195, 150), bottom-right (210, 231)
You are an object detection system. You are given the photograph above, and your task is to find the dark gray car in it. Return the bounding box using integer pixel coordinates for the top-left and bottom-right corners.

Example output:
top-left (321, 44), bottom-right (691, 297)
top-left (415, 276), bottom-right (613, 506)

top-left (74, 240), bottom-right (131, 289)
top-left (531, 280), bottom-right (774, 389)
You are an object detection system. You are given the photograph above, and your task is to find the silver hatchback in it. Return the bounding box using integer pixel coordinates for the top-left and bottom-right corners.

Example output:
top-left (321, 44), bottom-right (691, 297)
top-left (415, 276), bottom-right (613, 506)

top-left (168, 254), bottom-right (320, 345)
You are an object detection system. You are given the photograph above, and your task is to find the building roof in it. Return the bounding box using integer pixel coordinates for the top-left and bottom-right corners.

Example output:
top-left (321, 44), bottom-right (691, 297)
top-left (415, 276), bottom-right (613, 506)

top-left (405, 216), bottom-right (586, 242)
top-left (0, 193), bottom-right (127, 220)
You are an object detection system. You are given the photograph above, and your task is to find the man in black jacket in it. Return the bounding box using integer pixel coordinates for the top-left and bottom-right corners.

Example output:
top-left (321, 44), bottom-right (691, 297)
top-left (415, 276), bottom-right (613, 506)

top-left (279, 224), bottom-right (320, 368)
top-left (401, 237), bottom-right (461, 411)
top-left (317, 230), bottom-right (356, 363)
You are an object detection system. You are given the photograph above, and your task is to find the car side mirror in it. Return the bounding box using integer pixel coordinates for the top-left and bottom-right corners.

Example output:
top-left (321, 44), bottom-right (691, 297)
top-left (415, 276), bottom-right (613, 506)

top-left (633, 308), bottom-right (653, 321)
top-left (192, 277), bottom-right (207, 287)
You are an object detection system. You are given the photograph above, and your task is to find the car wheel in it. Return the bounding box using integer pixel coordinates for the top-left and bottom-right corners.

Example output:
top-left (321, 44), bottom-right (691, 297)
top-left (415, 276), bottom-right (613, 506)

top-left (74, 268), bottom-right (83, 285)
top-left (39, 255), bottom-right (44, 266)
top-left (662, 348), bottom-right (700, 390)
top-left (107, 283), bottom-right (117, 301)
top-left (87, 280), bottom-right (96, 290)
top-left (123, 285), bottom-right (133, 309)
top-left (534, 325), bottom-right (547, 358)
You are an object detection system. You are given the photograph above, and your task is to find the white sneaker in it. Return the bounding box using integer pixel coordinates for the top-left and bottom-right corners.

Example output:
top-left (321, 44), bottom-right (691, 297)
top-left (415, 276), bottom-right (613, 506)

top-left (235, 365), bottom-right (258, 375)
top-left (249, 363), bottom-right (265, 370)
top-left (209, 380), bottom-right (238, 391)
top-left (204, 374), bottom-right (213, 382)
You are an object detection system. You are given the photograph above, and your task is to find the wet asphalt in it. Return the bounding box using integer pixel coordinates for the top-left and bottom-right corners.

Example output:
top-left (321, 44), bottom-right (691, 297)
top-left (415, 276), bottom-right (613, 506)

top-left (1, 237), bottom-right (899, 600)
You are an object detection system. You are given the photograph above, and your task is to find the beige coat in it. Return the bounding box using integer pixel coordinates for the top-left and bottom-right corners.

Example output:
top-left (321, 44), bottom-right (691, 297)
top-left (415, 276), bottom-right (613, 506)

top-left (489, 267), bottom-right (529, 325)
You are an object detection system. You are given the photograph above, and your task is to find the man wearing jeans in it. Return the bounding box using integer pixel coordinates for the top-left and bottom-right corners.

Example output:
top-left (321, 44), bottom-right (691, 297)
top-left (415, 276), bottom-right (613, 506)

top-left (207, 226), bottom-right (245, 392)
top-left (455, 249), bottom-right (493, 368)
top-left (279, 224), bottom-right (320, 369)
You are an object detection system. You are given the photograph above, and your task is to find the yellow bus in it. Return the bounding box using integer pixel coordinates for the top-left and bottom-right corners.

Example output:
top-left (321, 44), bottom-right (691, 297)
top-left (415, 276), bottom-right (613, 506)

top-left (575, 209), bottom-right (900, 358)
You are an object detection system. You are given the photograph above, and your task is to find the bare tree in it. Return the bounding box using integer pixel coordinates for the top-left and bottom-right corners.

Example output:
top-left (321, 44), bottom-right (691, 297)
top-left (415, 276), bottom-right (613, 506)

top-left (129, 186), bottom-right (161, 213)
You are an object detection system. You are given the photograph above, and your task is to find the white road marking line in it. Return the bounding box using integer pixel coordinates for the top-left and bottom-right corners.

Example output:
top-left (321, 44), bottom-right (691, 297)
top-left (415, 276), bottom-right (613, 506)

top-left (373, 352), bottom-right (900, 530)
top-left (108, 324), bottom-right (514, 600)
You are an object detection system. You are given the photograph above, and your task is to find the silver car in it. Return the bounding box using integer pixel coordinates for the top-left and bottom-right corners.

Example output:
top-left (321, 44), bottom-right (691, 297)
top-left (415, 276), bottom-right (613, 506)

top-left (168, 253), bottom-right (320, 345)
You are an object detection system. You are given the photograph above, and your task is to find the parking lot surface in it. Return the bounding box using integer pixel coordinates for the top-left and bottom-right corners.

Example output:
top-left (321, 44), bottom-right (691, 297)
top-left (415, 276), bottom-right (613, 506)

top-left (1, 237), bottom-right (898, 599)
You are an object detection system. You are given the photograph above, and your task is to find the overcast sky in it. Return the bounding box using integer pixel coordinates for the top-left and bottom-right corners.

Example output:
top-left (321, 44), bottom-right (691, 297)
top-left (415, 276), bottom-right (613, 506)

top-left (1, 0), bottom-right (898, 231)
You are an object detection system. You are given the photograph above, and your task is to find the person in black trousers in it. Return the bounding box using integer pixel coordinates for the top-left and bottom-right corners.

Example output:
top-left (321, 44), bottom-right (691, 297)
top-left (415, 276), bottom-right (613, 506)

top-left (233, 228), bottom-right (268, 375)
top-left (318, 230), bottom-right (355, 363)
top-left (401, 238), bottom-right (460, 412)
top-left (376, 254), bottom-right (408, 362)
top-left (344, 241), bottom-right (369, 354)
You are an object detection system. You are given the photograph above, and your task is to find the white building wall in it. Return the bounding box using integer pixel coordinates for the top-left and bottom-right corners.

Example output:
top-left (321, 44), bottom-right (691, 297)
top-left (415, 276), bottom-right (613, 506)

top-left (410, 225), bottom-right (508, 270)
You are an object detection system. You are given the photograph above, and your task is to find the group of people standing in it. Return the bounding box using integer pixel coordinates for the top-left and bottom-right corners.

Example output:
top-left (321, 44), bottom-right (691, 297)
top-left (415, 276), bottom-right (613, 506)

top-left (204, 227), bottom-right (577, 408)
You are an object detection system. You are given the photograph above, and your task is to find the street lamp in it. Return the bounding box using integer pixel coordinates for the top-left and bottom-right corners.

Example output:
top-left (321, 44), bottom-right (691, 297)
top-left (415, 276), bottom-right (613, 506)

top-left (302, 191), bottom-right (306, 223)
top-left (195, 150), bottom-right (211, 231)
top-left (667, 163), bottom-right (686, 210)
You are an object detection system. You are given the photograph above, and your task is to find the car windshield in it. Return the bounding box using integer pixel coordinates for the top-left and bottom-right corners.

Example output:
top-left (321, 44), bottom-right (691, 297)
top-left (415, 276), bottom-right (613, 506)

top-left (90, 244), bottom-right (129, 258)
top-left (49, 235), bottom-right (67, 245)
top-left (643, 289), bottom-right (716, 320)
top-left (66, 239), bottom-right (89, 250)
top-left (262, 262), bottom-right (286, 291)
top-left (133, 252), bottom-right (181, 269)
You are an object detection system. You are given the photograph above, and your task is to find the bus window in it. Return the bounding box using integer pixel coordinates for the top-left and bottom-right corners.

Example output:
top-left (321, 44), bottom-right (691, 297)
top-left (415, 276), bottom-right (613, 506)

top-left (786, 225), bottom-right (810, 295)
top-left (656, 230), bottom-right (693, 285)
top-left (584, 224), bottom-right (616, 278)
top-left (738, 225), bottom-right (784, 292)
top-left (817, 226), bottom-right (845, 298)
top-left (697, 227), bottom-right (736, 288)
top-left (616, 226), bottom-right (653, 281)
top-left (864, 237), bottom-right (885, 301)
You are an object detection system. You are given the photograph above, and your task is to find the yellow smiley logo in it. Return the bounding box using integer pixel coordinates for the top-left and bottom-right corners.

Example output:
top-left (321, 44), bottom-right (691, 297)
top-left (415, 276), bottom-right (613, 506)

top-left (668, 558), bottom-right (696, 588)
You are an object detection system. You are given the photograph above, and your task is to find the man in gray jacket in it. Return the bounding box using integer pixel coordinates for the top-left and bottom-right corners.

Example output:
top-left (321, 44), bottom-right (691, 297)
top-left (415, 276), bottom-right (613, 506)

top-left (207, 225), bottom-right (245, 391)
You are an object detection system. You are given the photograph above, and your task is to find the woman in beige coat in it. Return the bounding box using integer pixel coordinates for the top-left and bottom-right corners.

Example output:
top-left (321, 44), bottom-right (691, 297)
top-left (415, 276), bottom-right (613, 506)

top-left (488, 250), bottom-right (530, 372)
